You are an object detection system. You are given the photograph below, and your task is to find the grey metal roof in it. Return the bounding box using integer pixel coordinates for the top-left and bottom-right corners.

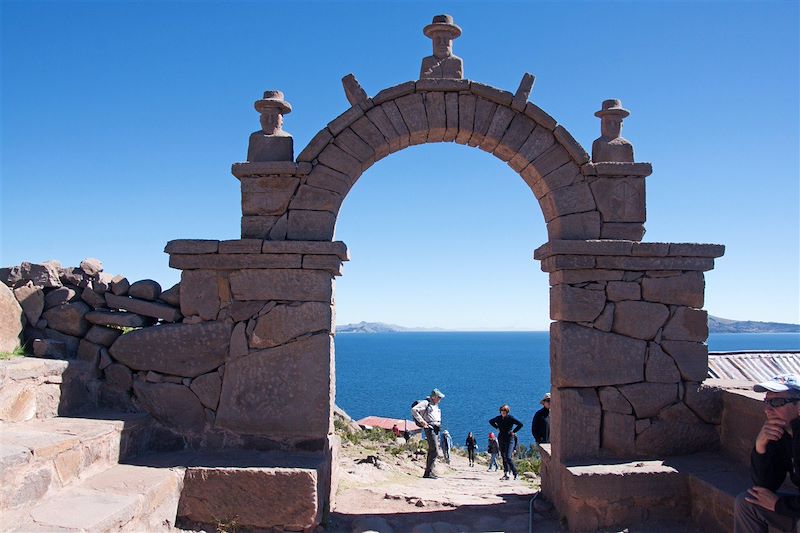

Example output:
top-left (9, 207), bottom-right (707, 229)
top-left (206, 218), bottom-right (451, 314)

top-left (708, 351), bottom-right (800, 381)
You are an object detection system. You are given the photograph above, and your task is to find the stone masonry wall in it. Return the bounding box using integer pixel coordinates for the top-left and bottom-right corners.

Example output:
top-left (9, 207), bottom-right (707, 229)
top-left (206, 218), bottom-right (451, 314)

top-left (535, 240), bottom-right (725, 462)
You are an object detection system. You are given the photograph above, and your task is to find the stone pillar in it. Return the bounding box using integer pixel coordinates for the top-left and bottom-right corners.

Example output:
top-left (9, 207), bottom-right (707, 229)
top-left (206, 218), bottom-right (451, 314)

top-left (583, 162), bottom-right (652, 241)
top-left (165, 238), bottom-right (346, 449)
top-left (534, 239), bottom-right (725, 464)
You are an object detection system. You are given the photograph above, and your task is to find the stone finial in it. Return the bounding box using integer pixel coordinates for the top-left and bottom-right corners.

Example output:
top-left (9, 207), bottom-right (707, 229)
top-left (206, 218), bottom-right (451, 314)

top-left (247, 90), bottom-right (294, 162)
top-left (591, 99), bottom-right (634, 163)
top-left (341, 74), bottom-right (368, 107)
top-left (420, 14), bottom-right (464, 80)
top-left (511, 72), bottom-right (536, 111)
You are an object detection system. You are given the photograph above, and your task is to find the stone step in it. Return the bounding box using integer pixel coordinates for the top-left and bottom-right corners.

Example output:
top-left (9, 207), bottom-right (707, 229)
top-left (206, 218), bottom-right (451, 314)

top-left (4, 462), bottom-right (184, 532)
top-left (0, 412), bottom-right (152, 515)
top-left (0, 358), bottom-right (99, 422)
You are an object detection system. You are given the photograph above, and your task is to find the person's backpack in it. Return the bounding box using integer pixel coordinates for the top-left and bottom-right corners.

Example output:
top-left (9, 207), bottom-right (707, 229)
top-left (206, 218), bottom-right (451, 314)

top-left (411, 399), bottom-right (427, 427)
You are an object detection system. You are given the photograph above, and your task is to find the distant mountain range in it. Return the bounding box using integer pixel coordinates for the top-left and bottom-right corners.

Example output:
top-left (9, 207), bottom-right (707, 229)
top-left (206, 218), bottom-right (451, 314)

top-left (337, 317), bottom-right (800, 334)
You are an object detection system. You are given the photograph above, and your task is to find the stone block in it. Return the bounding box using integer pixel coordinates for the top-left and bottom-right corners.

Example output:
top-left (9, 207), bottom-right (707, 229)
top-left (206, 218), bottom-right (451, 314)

top-left (305, 164), bottom-right (353, 196)
top-left (641, 272), bottom-right (705, 307)
top-left (479, 105), bottom-right (515, 153)
top-left (523, 102), bottom-right (557, 130)
top-left (550, 387), bottom-right (601, 461)
top-left (601, 223), bottom-right (646, 241)
top-left (590, 177), bottom-right (646, 223)
top-left (455, 94), bottom-right (476, 144)
top-left (444, 92), bottom-right (459, 142)
top-left (333, 128), bottom-right (374, 167)
top-left (606, 281), bottom-right (641, 301)
top-left (415, 78), bottom-right (469, 92)
top-left (189, 371), bottom-right (222, 409)
top-left (549, 284), bottom-right (606, 322)
top-left (378, 101), bottom-right (411, 149)
top-left (631, 243), bottom-right (670, 257)
top-left (302, 255), bottom-right (344, 275)
top-left (317, 143), bottom-right (362, 179)
top-left (85, 325), bottom-right (121, 347)
top-left (81, 287), bottom-right (106, 309)
top-left (327, 106), bottom-right (364, 136)
top-left (598, 386), bottom-right (632, 414)
top-left (289, 184), bottom-right (343, 214)
top-left (423, 91), bottom-right (446, 142)
top-left (550, 322), bottom-right (645, 387)
top-left (546, 211), bottom-right (601, 240)
top-left (241, 215), bottom-right (279, 239)
top-left (511, 72), bottom-right (535, 111)
top-left (663, 307), bottom-right (708, 342)
top-left (44, 328), bottom-right (80, 355)
top-left (20, 261), bottom-right (62, 288)
top-left (554, 125), bottom-right (590, 165)
top-left (540, 255), bottom-right (595, 271)
top-left (164, 240), bottom-right (219, 255)
top-left (180, 270), bottom-right (220, 321)
top-left (540, 183), bottom-right (596, 222)
top-left (178, 465), bottom-right (320, 531)
top-left (261, 241), bottom-right (349, 260)
top-left (232, 161), bottom-right (311, 178)
top-left (14, 282), bottom-right (44, 325)
top-left (230, 301), bottom-right (264, 322)
top-left (1, 265), bottom-right (22, 287)
top-left (342, 73), bottom-right (368, 106)
top-left (531, 162), bottom-right (581, 199)
top-left (286, 210), bottom-right (337, 241)
top-left (85, 310), bottom-right (151, 328)
top-left (602, 411), bottom-right (635, 456)
top-left (508, 126), bottom-right (555, 172)
top-left (42, 301), bottom-right (90, 337)
top-left (104, 293), bottom-right (182, 323)
top-left (661, 341), bottom-right (708, 382)
top-left (128, 280), bottom-right (161, 301)
top-left (394, 93), bottom-right (428, 145)
top-left (105, 363), bottom-right (133, 391)
top-left (522, 145), bottom-right (572, 185)
top-left (229, 269), bottom-right (333, 303)
top-left (110, 320), bottom-right (231, 377)
top-left (44, 286), bottom-right (77, 309)
top-left (594, 302), bottom-right (614, 332)
top-left (240, 177), bottom-right (299, 216)
top-left (170, 254), bottom-right (302, 271)
top-left (247, 133), bottom-right (293, 162)
top-left (635, 403), bottom-right (719, 456)
top-left (32, 338), bottom-right (67, 358)
top-left (133, 380), bottom-right (205, 430)
top-left (217, 333), bottom-right (333, 438)
top-left (612, 300), bottom-right (669, 340)
top-left (588, 161), bottom-right (653, 177)
top-left (229, 321), bottom-right (248, 359)
top-left (645, 343), bottom-right (681, 383)
top-left (668, 243), bottom-right (726, 258)
top-left (470, 82), bottom-right (513, 106)
top-left (372, 81), bottom-right (416, 104)
top-left (548, 269), bottom-right (624, 285)
top-left (159, 283), bottom-right (180, 307)
top-left (597, 256), bottom-right (714, 272)
top-left (365, 105), bottom-right (402, 153)
top-left (250, 302), bottom-right (333, 349)
top-left (618, 382), bottom-right (678, 418)
top-left (297, 128), bottom-right (333, 163)
top-left (467, 98), bottom-right (497, 147)
top-left (534, 239), bottom-right (634, 259)
top-left (684, 383), bottom-right (722, 424)
top-left (77, 339), bottom-right (102, 364)
top-left (350, 116), bottom-right (390, 160)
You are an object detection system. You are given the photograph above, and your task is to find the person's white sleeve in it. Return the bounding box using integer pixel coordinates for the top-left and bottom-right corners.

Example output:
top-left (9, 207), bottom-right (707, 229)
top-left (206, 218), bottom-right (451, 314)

top-left (411, 400), bottom-right (428, 424)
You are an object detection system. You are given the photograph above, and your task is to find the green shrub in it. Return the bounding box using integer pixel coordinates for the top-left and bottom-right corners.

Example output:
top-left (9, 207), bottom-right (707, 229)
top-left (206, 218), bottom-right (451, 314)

top-left (0, 345), bottom-right (27, 361)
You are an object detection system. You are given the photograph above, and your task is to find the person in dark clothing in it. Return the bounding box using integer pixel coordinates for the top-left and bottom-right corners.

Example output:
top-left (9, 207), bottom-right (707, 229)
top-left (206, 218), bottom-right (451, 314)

top-left (734, 374), bottom-right (800, 533)
top-left (531, 392), bottom-right (551, 445)
top-left (465, 432), bottom-right (477, 467)
top-left (487, 432), bottom-right (500, 471)
top-left (489, 404), bottom-right (523, 480)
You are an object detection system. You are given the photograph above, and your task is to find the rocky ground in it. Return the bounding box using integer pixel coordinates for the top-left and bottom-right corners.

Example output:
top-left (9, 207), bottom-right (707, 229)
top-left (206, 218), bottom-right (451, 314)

top-left (327, 435), bottom-right (561, 533)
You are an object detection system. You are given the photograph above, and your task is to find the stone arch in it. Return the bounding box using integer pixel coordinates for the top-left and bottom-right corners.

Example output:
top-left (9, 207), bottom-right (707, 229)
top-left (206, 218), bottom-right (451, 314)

top-left (285, 79), bottom-right (600, 243)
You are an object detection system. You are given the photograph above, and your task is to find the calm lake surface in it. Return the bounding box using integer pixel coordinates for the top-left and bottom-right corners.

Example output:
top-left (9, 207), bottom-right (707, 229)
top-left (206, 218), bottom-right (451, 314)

top-left (334, 331), bottom-right (800, 447)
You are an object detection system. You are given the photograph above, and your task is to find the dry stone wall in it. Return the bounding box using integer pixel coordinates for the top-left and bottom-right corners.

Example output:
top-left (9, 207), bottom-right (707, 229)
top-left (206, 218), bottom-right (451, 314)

top-left (535, 240), bottom-right (726, 462)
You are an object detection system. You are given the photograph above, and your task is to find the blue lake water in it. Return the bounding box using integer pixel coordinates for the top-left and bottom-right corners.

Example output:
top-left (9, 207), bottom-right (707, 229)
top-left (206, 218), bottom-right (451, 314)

top-left (334, 331), bottom-right (800, 448)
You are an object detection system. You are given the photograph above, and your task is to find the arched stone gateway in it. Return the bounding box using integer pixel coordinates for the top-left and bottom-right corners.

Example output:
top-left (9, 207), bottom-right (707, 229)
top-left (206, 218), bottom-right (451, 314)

top-left (163, 14), bottom-right (725, 531)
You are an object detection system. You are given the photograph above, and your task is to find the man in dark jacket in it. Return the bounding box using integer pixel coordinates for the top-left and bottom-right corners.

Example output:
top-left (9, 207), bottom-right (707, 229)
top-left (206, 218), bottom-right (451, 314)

top-left (531, 392), bottom-right (550, 445)
top-left (734, 374), bottom-right (800, 532)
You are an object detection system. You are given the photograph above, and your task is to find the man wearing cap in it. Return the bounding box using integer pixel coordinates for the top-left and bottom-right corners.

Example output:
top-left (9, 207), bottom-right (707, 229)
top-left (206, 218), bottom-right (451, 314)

top-left (420, 14), bottom-right (463, 80)
top-left (734, 373), bottom-right (800, 532)
top-left (411, 388), bottom-right (445, 479)
top-left (591, 99), bottom-right (634, 163)
top-left (531, 392), bottom-right (551, 445)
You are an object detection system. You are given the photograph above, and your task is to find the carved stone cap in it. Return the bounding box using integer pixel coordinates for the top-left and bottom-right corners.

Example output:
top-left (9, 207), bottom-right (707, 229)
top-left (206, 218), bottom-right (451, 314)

top-left (595, 99), bottom-right (629, 118)
top-left (231, 161), bottom-right (311, 179)
top-left (423, 14), bottom-right (461, 38)
top-left (255, 90), bottom-right (292, 114)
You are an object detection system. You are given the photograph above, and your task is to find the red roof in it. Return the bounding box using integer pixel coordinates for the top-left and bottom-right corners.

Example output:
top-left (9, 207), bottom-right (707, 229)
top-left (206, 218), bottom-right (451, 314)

top-left (356, 416), bottom-right (420, 432)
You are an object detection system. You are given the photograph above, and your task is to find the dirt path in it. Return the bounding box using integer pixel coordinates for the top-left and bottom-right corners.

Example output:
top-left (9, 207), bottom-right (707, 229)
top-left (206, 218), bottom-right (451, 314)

top-left (327, 442), bottom-right (561, 533)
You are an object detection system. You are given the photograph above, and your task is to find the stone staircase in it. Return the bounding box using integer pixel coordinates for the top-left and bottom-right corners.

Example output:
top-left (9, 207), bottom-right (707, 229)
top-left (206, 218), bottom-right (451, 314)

top-left (0, 356), bottom-right (331, 532)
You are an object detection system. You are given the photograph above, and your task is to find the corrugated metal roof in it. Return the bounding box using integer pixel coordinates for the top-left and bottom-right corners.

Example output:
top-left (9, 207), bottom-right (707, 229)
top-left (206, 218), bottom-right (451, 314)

top-left (356, 416), bottom-right (421, 432)
top-left (708, 351), bottom-right (800, 381)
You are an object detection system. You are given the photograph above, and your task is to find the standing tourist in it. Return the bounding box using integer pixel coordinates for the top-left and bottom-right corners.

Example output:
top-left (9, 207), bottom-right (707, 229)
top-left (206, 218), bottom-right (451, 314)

top-left (489, 404), bottom-right (523, 480)
top-left (487, 433), bottom-right (500, 471)
top-left (532, 392), bottom-right (551, 445)
top-left (734, 374), bottom-right (800, 532)
top-left (411, 388), bottom-right (445, 479)
top-left (440, 429), bottom-right (453, 464)
top-left (465, 432), bottom-right (477, 467)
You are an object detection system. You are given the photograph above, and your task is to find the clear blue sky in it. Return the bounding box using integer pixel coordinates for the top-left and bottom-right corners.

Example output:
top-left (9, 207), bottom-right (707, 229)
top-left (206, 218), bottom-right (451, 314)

top-left (2, 1), bottom-right (798, 330)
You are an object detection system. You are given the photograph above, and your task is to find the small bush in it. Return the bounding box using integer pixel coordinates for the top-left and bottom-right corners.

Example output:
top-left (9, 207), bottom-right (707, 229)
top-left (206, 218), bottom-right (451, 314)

top-left (0, 345), bottom-right (27, 361)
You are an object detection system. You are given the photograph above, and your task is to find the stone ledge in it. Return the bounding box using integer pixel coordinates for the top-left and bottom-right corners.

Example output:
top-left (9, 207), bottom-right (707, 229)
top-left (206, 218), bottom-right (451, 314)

top-left (581, 162), bottom-right (653, 177)
top-left (231, 162), bottom-right (313, 179)
top-left (534, 240), bottom-right (725, 261)
top-left (415, 79), bottom-right (470, 92)
top-left (165, 240), bottom-right (349, 261)
top-left (169, 254), bottom-right (303, 270)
